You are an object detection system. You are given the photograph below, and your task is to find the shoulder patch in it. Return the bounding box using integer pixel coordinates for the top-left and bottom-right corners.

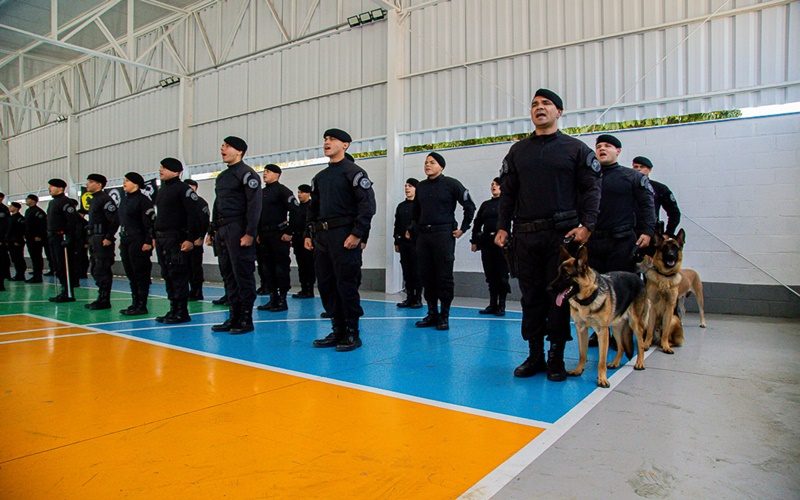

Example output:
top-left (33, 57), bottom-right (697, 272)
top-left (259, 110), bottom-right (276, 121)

top-left (37, 212), bottom-right (45, 219)
top-left (202, 205), bottom-right (210, 215)
top-left (500, 159), bottom-right (509, 175)
top-left (640, 175), bottom-right (654, 194)
top-left (289, 195), bottom-right (299, 206)
top-left (65, 205), bottom-right (75, 214)
top-left (587, 152), bottom-right (601, 173)
top-left (669, 193), bottom-right (676, 202)
top-left (0, 212), bottom-right (5, 218)
top-left (353, 171), bottom-right (372, 190)
top-left (187, 190), bottom-right (199, 201)
top-left (248, 178), bottom-right (259, 189)
top-left (463, 189), bottom-right (471, 202)
top-left (104, 201), bottom-right (117, 212)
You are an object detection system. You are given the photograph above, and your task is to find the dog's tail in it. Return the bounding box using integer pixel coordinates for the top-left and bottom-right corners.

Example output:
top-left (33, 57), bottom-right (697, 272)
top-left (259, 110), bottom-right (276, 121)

top-left (621, 324), bottom-right (634, 360)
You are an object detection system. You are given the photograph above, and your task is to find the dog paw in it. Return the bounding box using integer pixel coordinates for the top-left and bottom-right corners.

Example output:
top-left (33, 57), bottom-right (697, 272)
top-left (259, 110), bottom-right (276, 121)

top-left (607, 361), bottom-right (620, 369)
top-left (661, 346), bottom-right (674, 355)
top-left (567, 369), bottom-right (583, 377)
top-left (699, 323), bottom-right (707, 328)
top-left (597, 378), bottom-right (610, 388)
top-left (634, 363), bottom-right (645, 371)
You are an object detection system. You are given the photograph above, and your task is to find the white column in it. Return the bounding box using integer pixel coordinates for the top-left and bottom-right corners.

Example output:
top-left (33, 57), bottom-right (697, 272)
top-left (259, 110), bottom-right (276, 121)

top-left (0, 137), bottom-right (9, 193)
top-left (66, 114), bottom-right (80, 197)
top-left (384, 8), bottom-right (406, 294)
top-left (177, 77), bottom-right (194, 166)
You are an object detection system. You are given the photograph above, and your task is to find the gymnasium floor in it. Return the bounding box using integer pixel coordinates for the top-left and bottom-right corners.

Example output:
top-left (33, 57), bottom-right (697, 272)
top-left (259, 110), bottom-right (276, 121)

top-left (1, 278), bottom-right (797, 498)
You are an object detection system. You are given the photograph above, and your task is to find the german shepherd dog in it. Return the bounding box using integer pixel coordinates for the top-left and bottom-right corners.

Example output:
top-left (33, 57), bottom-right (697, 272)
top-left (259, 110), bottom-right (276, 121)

top-left (643, 229), bottom-right (686, 354)
top-left (677, 268), bottom-right (706, 328)
top-left (550, 246), bottom-right (647, 388)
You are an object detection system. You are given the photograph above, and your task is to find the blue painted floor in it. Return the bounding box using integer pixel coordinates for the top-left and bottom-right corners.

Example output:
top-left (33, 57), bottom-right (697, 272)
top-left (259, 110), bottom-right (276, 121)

top-left (86, 279), bottom-right (632, 424)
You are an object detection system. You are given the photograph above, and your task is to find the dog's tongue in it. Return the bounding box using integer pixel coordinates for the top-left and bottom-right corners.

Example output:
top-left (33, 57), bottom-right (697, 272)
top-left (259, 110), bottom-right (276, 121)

top-left (555, 290), bottom-right (568, 307)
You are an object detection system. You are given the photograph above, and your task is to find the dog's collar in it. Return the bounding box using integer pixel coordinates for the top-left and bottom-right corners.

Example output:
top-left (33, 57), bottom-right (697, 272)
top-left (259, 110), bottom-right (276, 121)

top-left (653, 267), bottom-right (679, 278)
top-left (574, 287), bottom-right (599, 306)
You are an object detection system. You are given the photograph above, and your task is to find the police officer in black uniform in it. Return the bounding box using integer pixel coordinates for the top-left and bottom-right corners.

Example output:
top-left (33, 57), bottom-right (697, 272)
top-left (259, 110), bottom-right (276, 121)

top-left (8, 202), bottom-right (27, 280)
top-left (46, 178), bottom-right (80, 302)
top-left (119, 172), bottom-right (155, 315)
top-left (74, 205), bottom-right (90, 280)
top-left (291, 184), bottom-right (315, 298)
top-left (184, 179), bottom-right (210, 301)
top-left (0, 193), bottom-right (9, 291)
top-left (471, 177), bottom-right (510, 316)
top-left (84, 174), bottom-right (119, 310)
top-left (209, 137), bottom-right (262, 334)
top-left (24, 194), bottom-right (47, 283)
top-left (154, 158), bottom-right (204, 324)
top-left (589, 135), bottom-right (656, 273)
top-left (393, 178), bottom-right (422, 308)
top-left (495, 89), bottom-right (602, 382)
top-left (307, 128), bottom-right (376, 351)
top-left (412, 152), bottom-right (476, 331)
top-left (632, 156), bottom-right (681, 235)
top-left (255, 164), bottom-right (299, 312)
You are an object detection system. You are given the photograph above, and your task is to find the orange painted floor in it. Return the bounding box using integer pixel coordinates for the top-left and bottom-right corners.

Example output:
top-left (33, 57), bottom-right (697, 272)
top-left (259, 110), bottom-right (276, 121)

top-left (0, 314), bottom-right (543, 498)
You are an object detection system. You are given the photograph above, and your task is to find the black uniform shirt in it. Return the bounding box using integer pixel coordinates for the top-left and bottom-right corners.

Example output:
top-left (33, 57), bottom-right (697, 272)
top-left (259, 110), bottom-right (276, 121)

top-left (119, 190), bottom-right (155, 240)
top-left (46, 193), bottom-right (79, 237)
top-left (196, 195), bottom-right (210, 238)
top-left (154, 177), bottom-right (203, 240)
top-left (650, 180), bottom-right (681, 235)
top-left (0, 203), bottom-right (8, 242)
top-left (9, 212), bottom-right (25, 244)
top-left (498, 131), bottom-right (602, 231)
top-left (213, 161), bottom-right (262, 237)
top-left (393, 199), bottom-right (415, 243)
top-left (87, 190), bottom-right (120, 241)
top-left (307, 157), bottom-right (377, 240)
top-left (24, 205), bottom-right (47, 241)
top-left (595, 163), bottom-right (656, 236)
top-left (259, 181), bottom-right (299, 235)
top-left (471, 197), bottom-right (501, 245)
top-left (413, 175), bottom-right (476, 232)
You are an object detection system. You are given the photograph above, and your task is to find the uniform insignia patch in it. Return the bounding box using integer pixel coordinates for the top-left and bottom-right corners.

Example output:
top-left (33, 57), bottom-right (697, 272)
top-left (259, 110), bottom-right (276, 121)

top-left (66, 206), bottom-right (75, 214)
top-left (463, 189), bottom-right (471, 202)
top-left (358, 177), bottom-right (372, 190)
top-left (641, 176), bottom-right (654, 194)
top-left (670, 193), bottom-right (676, 202)
top-left (248, 178), bottom-right (259, 189)
top-left (500, 159), bottom-right (509, 175)
top-left (189, 191), bottom-right (199, 201)
top-left (289, 196), bottom-right (299, 206)
top-left (105, 201), bottom-right (117, 212)
top-left (588, 154), bottom-right (601, 173)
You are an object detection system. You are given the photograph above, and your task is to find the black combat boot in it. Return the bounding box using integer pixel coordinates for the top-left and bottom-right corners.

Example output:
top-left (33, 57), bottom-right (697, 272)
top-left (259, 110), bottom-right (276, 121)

top-left (313, 322), bottom-right (344, 348)
top-left (479, 291), bottom-right (498, 315)
top-left (155, 301), bottom-right (178, 323)
top-left (436, 303), bottom-right (450, 331)
top-left (120, 291), bottom-right (138, 314)
top-left (212, 294), bottom-right (229, 306)
top-left (230, 307), bottom-right (254, 334)
top-left (396, 291), bottom-right (413, 308)
top-left (408, 288), bottom-right (423, 309)
top-left (212, 305), bottom-right (239, 332)
top-left (86, 288), bottom-right (112, 310)
top-left (165, 301), bottom-right (191, 324)
top-left (415, 304), bottom-right (439, 328)
top-left (269, 289), bottom-right (288, 312)
top-left (257, 290), bottom-right (278, 311)
top-left (335, 325), bottom-right (362, 352)
top-left (546, 341), bottom-right (568, 382)
top-left (513, 338), bottom-right (547, 378)
top-left (188, 288), bottom-right (203, 301)
top-left (495, 292), bottom-right (507, 317)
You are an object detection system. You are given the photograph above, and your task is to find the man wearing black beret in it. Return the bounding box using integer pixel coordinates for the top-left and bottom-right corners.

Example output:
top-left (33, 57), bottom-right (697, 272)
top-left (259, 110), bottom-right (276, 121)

top-left (495, 88), bottom-right (602, 381)
top-left (210, 136), bottom-right (262, 334)
top-left (45, 178), bottom-right (80, 302)
top-left (84, 173), bottom-right (119, 310)
top-left (291, 183), bottom-right (316, 299)
top-left (24, 194), bottom-right (48, 283)
top-left (393, 178), bottom-right (422, 309)
top-left (632, 156), bottom-right (681, 236)
top-left (307, 128), bottom-right (376, 351)
top-left (7, 201), bottom-right (27, 281)
top-left (0, 192), bottom-right (9, 291)
top-left (118, 172), bottom-right (155, 315)
top-left (154, 158), bottom-right (205, 324)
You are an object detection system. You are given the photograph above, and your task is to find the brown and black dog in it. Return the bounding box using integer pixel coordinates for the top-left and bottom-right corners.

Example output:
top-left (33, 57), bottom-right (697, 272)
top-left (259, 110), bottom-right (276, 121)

top-left (550, 246), bottom-right (647, 388)
top-left (643, 229), bottom-right (686, 354)
top-left (677, 268), bottom-right (706, 328)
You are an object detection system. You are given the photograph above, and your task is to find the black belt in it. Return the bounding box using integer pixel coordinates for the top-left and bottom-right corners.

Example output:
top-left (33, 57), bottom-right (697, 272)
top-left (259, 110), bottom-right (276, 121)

top-left (155, 230), bottom-right (183, 238)
top-left (312, 216), bottom-right (354, 232)
top-left (514, 218), bottom-right (555, 233)
top-left (215, 216), bottom-right (245, 228)
top-left (259, 222), bottom-right (289, 232)
top-left (418, 223), bottom-right (453, 233)
top-left (592, 225), bottom-right (633, 239)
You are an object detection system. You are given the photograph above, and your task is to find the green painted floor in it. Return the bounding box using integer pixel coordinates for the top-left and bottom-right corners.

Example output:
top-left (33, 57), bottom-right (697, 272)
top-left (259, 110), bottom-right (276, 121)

top-left (0, 279), bottom-right (225, 325)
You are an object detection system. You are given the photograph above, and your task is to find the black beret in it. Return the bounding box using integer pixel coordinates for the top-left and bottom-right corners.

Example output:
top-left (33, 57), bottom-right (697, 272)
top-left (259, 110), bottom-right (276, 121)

top-left (534, 88), bottom-right (564, 110)
top-left (160, 157), bottom-right (183, 172)
top-left (492, 177), bottom-right (502, 185)
top-left (298, 184), bottom-right (312, 193)
top-left (324, 128), bottom-right (352, 143)
top-left (596, 134), bottom-right (622, 148)
top-left (48, 178), bottom-right (67, 188)
top-left (224, 136), bottom-right (247, 153)
top-left (125, 172), bottom-right (146, 188)
top-left (632, 156), bottom-right (654, 169)
top-left (87, 173), bottom-right (107, 187)
top-left (0, 192), bottom-right (4, 197)
top-left (10, 201), bottom-right (21, 209)
top-left (264, 163), bottom-right (282, 174)
top-left (405, 178), bottom-right (419, 188)
top-left (27, 194), bottom-right (39, 202)
top-left (427, 151), bottom-right (446, 168)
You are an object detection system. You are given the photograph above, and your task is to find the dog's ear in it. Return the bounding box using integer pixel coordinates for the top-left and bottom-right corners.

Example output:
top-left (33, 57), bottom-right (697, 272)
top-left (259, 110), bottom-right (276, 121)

top-left (675, 228), bottom-right (686, 247)
top-left (559, 245), bottom-right (572, 263)
top-left (576, 245), bottom-right (589, 270)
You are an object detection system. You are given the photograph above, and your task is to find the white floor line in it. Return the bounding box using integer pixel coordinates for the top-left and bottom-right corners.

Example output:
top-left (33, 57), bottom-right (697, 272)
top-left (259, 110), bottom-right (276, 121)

top-left (0, 298), bottom-right (131, 304)
top-left (0, 325), bottom-right (77, 336)
top-left (85, 309), bottom-right (227, 327)
top-left (0, 332), bottom-right (99, 345)
top-left (16, 312), bottom-right (550, 429)
top-left (459, 348), bottom-right (657, 499)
